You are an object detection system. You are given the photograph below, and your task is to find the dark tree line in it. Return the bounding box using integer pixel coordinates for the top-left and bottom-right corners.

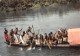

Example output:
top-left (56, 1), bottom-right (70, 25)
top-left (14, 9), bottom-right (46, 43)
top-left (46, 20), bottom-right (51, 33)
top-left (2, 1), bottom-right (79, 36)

top-left (0, 0), bottom-right (79, 12)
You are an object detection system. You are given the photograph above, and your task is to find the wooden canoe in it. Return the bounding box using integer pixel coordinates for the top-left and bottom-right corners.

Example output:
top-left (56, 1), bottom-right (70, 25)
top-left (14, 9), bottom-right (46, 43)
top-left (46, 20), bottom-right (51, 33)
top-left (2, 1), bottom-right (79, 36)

top-left (5, 41), bottom-right (80, 48)
top-left (5, 42), bottom-right (30, 47)
top-left (10, 43), bottom-right (29, 47)
top-left (36, 44), bottom-right (70, 48)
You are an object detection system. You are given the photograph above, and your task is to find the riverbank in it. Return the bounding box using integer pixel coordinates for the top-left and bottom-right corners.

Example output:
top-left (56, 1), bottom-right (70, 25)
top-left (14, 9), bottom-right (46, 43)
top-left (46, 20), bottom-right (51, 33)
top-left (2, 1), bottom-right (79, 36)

top-left (0, 0), bottom-right (80, 12)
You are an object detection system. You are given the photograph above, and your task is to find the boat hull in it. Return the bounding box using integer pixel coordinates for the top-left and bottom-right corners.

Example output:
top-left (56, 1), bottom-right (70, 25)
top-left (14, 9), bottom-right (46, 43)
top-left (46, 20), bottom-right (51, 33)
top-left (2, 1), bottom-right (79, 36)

top-left (5, 42), bottom-right (80, 48)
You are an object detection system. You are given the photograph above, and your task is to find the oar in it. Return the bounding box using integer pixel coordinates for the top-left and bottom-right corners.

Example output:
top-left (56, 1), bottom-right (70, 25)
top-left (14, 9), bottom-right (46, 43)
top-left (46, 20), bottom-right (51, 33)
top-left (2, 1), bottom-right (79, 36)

top-left (35, 39), bottom-right (36, 48)
top-left (30, 42), bottom-right (32, 48)
top-left (29, 39), bottom-right (32, 48)
top-left (37, 22), bottom-right (51, 49)
top-left (32, 25), bottom-right (35, 48)
top-left (40, 34), bottom-right (43, 48)
top-left (45, 40), bottom-right (51, 50)
top-left (8, 34), bottom-right (12, 47)
top-left (32, 25), bottom-right (34, 33)
top-left (32, 25), bottom-right (37, 48)
top-left (41, 40), bottom-right (42, 48)
top-left (10, 41), bottom-right (11, 47)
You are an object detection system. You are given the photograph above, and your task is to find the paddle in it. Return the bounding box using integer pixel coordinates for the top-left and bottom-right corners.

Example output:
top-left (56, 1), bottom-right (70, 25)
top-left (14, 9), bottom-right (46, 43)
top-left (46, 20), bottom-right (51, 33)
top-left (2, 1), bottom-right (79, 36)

top-left (10, 41), bottom-right (11, 47)
top-left (7, 34), bottom-right (12, 47)
top-left (45, 40), bottom-right (51, 50)
top-left (32, 25), bottom-right (34, 33)
top-left (29, 25), bottom-right (35, 48)
top-left (32, 25), bottom-right (37, 48)
top-left (38, 25), bottom-right (51, 49)
top-left (40, 34), bottom-right (43, 48)
top-left (35, 39), bottom-right (36, 48)
top-left (30, 42), bottom-right (32, 48)
top-left (41, 40), bottom-right (42, 48)
top-left (30, 36), bottom-right (34, 48)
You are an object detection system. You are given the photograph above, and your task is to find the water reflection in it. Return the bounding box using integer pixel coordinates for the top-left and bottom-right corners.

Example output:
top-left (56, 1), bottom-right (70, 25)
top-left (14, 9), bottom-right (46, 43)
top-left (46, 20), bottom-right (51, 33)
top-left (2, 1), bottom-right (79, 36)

top-left (0, 4), bottom-right (80, 22)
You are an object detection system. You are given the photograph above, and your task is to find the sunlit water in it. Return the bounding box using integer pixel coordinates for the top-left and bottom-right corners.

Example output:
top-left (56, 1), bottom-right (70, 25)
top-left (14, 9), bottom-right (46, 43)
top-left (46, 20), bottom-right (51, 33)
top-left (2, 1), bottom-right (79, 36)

top-left (0, 4), bottom-right (80, 56)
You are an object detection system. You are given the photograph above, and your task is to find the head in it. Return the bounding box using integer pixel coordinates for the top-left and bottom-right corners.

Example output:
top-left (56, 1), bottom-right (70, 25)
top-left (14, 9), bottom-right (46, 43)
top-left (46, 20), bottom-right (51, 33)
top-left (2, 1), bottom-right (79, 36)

top-left (10, 29), bottom-right (13, 33)
top-left (23, 31), bottom-right (25, 36)
top-left (62, 30), bottom-right (65, 33)
top-left (50, 32), bottom-right (53, 34)
top-left (40, 34), bottom-right (43, 37)
top-left (45, 33), bottom-right (47, 36)
top-left (16, 28), bottom-right (18, 31)
top-left (40, 34), bottom-right (41, 36)
top-left (4, 28), bottom-right (7, 31)
top-left (26, 31), bottom-right (28, 33)
top-left (36, 35), bottom-right (38, 37)
top-left (23, 31), bottom-right (25, 34)
top-left (33, 33), bottom-right (35, 35)
top-left (28, 26), bottom-right (31, 29)
top-left (11, 29), bottom-right (13, 31)
top-left (58, 31), bottom-right (61, 34)
top-left (36, 35), bottom-right (38, 39)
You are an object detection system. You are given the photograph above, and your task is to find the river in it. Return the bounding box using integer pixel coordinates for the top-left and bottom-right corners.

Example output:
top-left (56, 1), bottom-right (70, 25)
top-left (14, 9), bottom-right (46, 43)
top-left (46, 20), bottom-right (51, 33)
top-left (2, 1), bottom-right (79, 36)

top-left (0, 4), bottom-right (80, 56)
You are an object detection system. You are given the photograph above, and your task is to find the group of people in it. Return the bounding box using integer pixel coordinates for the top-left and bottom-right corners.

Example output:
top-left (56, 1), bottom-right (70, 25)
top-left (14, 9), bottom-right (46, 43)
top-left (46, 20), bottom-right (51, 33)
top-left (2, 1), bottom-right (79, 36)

top-left (4, 26), bottom-right (68, 46)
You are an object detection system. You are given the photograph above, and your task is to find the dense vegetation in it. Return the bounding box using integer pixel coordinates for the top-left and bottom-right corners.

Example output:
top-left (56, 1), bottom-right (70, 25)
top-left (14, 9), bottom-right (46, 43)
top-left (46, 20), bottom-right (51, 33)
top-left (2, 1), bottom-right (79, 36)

top-left (0, 0), bottom-right (80, 12)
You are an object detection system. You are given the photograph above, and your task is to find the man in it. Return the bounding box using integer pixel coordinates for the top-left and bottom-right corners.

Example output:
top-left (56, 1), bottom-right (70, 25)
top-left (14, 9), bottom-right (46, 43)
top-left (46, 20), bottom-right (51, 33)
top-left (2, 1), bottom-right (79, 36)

top-left (4, 28), bottom-right (11, 44)
top-left (14, 28), bottom-right (22, 35)
top-left (10, 29), bottom-right (14, 43)
top-left (26, 26), bottom-right (32, 33)
top-left (44, 33), bottom-right (48, 40)
top-left (4, 28), bottom-right (8, 42)
top-left (56, 31), bottom-right (63, 44)
top-left (14, 28), bottom-right (22, 41)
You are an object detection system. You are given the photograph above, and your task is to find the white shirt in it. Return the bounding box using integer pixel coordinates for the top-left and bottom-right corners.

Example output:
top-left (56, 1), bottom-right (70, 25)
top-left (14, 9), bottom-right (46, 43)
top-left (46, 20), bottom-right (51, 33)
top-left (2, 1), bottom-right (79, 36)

top-left (14, 34), bottom-right (18, 43)
top-left (20, 35), bottom-right (25, 44)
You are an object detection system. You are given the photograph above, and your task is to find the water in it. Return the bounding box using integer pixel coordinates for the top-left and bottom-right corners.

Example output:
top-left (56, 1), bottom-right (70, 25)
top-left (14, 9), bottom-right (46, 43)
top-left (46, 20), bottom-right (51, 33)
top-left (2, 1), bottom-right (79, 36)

top-left (0, 4), bottom-right (80, 56)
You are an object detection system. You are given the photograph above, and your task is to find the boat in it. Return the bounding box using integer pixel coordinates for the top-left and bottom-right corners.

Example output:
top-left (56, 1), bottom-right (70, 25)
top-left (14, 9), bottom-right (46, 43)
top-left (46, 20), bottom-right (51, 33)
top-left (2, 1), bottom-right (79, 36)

top-left (5, 28), bottom-right (80, 48)
top-left (36, 43), bottom-right (70, 48)
top-left (35, 40), bottom-right (70, 48)
top-left (5, 42), bottom-right (30, 47)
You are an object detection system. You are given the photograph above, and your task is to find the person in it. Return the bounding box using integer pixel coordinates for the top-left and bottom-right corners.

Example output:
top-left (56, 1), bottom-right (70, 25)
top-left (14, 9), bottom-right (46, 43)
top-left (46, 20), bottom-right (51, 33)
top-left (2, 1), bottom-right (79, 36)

top-left (13, 31), bottom-right (19, 44)
top-left (25, 31), bottom-right (29, 43)
top-left (49, 32), bottom-right (53, 40)
top-left (14, 28), bottom-right (22, 42)
top-left (61, 30), bottom-right (68, 43)
top-left (6, 34), bottom-right (11, 44)
top-left (40, 34), bottom-right (44, 41)
top-left (20, 31), bottom-right (26, 44)
top-left (51, 33), bottom-right (57, 45)
top-left (29, 36), bottom-right (33, 43)
top-left (4, 28), bottom-right (12, 44)
top-left (32, 33), bottom-right (36, 43)
top-left (4, 28), bottom-right (8, 42)
top-left (56, 31), bottom-right (63, 44)
top-left (36, 35), bottom-right (38, 40)
top-left (40, 34), bottom-right (44, 46)
top-left (14, 28), bottom-right (22, 35)
top-left (48, 34), bottom-right (52, 45)
top-left (35, 35), bottom-right (40, 47)
top-left (44, 33), bottom-right (48, 40)
top-left (26, 26), bottom-right (32, 33)
top-left (29, 36), bottom-right (34, 48)
top-left (32, 33), bottom-right (36, 39)
top-left (10, 29), bottom-right (14, 43)
top-left (57, 31), bottom-right (62, 38)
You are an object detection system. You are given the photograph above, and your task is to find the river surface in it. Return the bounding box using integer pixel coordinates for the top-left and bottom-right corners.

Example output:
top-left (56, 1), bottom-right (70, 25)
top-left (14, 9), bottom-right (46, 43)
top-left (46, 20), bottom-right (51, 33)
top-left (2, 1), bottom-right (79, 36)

top-left (0, 4), bottom-right (80, 56)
